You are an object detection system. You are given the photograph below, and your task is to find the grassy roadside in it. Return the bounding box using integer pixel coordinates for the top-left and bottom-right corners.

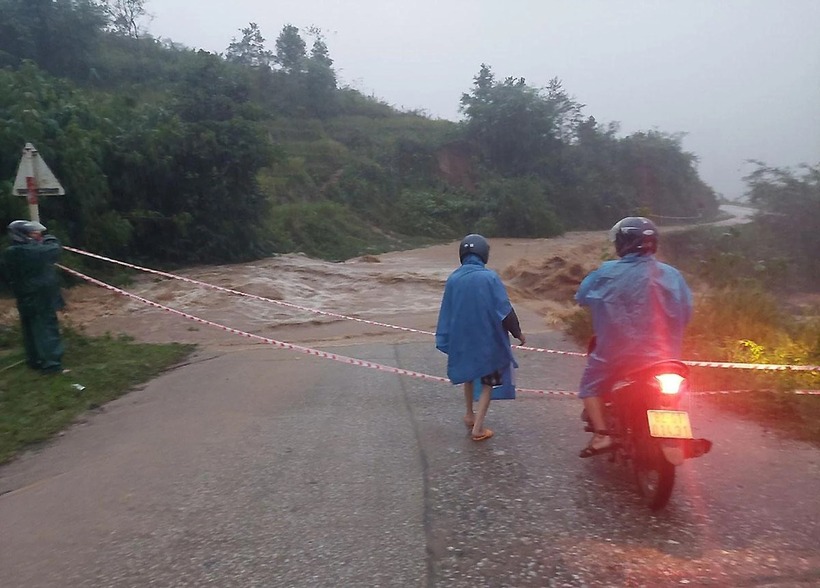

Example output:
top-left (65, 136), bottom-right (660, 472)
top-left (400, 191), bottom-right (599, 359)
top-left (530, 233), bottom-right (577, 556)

top-left (688, 370), bottom-right (820, 446)
top-left (0, 324), bottom-right (194, 465)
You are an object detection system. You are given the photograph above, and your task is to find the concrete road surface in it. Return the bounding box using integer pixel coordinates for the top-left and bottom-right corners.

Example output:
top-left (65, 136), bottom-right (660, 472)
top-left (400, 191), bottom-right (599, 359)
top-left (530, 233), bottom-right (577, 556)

top-left (1, 330), bottom-right (819, 587)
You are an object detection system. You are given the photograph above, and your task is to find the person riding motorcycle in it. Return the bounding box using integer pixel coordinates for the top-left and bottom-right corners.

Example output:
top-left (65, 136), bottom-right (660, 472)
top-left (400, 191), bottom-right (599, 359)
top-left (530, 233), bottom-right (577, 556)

top-left (575, 217), bottom-right (692, 458)
top-left (3, 220), bottom-right (65, 374)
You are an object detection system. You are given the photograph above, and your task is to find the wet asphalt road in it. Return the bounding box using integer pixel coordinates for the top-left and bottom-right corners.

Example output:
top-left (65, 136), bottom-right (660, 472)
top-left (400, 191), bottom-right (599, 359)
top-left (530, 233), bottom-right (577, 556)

top-left (1, 331), bottom-right (818, 587)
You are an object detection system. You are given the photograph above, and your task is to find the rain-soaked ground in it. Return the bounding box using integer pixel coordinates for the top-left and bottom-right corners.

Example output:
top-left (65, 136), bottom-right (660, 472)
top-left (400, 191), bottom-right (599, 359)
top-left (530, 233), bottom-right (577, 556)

top-left (2, 333), bottom-right (817, 587)
top-left (1, 214), bottom-right (818, 586)
top-left (402, 334), bottom-right (820, 587)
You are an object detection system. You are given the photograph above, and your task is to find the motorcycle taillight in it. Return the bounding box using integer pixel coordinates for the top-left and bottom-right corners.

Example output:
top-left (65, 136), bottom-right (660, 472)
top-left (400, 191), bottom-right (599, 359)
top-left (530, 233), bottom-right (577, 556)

top-left (655, 373), bottom-right (685, 394)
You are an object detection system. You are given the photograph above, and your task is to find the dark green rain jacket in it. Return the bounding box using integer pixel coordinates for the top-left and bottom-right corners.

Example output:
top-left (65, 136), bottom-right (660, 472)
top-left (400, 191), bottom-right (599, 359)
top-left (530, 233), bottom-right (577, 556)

top-left (3, 235), bottom-right (63, 313)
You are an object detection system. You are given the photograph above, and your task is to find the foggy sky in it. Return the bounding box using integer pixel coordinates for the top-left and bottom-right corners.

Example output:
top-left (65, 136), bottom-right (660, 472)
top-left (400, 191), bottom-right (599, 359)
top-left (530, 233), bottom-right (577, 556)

top-left (145, 0), bottom-right (820, 201)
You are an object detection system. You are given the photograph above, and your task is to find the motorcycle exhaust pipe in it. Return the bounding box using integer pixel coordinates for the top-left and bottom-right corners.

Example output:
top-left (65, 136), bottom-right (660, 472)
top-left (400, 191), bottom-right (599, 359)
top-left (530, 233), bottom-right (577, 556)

top-left (686, 438), bottom-right (713, 459)
top-left (663, 438), bottom-right (713, 465)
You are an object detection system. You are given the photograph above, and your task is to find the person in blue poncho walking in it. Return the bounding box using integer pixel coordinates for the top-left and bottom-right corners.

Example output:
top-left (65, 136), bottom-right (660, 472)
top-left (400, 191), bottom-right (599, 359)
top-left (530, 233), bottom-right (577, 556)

top-left (436, 234), bottom-right (526, 442)
top-left (575, 217), bottom-right (692, 458)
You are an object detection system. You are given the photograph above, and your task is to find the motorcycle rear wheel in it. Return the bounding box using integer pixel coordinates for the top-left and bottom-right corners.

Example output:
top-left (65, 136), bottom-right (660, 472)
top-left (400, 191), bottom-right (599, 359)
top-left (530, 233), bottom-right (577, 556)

top-left (634, 445), bottom-right (675, 511)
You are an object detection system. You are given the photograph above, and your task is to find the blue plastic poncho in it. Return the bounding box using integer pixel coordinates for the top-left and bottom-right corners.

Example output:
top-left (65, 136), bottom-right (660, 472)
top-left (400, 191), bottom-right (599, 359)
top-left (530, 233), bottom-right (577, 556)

top-left (576, 253), bottom-right (692, 398)
top-left (435, 254), bottom-right (516, 384)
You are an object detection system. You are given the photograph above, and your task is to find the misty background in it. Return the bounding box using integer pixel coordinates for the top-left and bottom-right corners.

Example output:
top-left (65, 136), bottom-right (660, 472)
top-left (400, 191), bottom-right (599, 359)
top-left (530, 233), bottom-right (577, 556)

top-left (144, 0), bottom-right (820, 201)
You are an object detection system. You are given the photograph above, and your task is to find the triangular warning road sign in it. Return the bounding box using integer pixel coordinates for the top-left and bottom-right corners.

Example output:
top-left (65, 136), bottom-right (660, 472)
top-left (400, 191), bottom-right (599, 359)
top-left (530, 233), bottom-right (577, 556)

top-left (13, 143), bottom-right (65, 198)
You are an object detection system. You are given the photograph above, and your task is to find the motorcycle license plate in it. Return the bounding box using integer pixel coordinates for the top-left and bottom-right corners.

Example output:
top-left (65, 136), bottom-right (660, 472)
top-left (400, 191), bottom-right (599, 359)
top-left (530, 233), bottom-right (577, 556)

top-left (647, 410), bottom-right (693, 439)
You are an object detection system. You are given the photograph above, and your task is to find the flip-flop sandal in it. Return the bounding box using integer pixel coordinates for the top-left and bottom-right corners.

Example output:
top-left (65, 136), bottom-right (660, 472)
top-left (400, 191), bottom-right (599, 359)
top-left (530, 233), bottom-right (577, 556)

top-left (471, 429), bottom-right (494, 442)
top-left (578, 436), bottom-right (614, 458)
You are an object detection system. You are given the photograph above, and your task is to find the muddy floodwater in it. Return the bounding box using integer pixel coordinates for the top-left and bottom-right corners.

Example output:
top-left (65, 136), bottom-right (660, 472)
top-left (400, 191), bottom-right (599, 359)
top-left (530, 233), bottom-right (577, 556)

top-left (24, 232), bottom-right (609, 349)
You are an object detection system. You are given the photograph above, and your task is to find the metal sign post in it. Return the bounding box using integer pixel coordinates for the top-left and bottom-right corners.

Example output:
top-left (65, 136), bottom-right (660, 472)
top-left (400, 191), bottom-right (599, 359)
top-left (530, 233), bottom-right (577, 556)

top-left (12, 143), bottom-right (65, 222)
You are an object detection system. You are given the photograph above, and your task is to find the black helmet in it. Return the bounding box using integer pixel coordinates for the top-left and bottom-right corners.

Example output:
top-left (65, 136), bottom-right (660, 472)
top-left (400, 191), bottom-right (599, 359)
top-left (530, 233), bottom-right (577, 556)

top-left (609, 216), bottom-right (658, 257)
top-left (459, 233), bottom-right (490, 264)
top-left (8, 220), bottom-right (47, 244)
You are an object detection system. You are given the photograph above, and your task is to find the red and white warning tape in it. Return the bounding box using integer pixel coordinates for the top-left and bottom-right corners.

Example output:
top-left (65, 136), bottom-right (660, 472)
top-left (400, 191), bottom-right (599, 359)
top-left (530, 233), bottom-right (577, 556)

top-left (62, 247), bottom-right (820, 373)
top-left (56, 265), bottom-right (820, 398)
top-left (59, 265), bottom-right (820, 398)
top-left (63, 247), bottom-right (429, 336)
top-left (683, 360), bottom-right (820, 372)
top-left (692, 389), bottom-right (820, 396)
top-left (63, 246), bottom-right (586, 358)
top-left (58, 265), bottom-right (450, 384)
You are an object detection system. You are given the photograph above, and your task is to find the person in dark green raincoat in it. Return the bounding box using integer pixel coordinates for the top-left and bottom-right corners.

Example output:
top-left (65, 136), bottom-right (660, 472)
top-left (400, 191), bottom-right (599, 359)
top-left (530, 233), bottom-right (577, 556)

top-left (3, 220), bottom-right (65, 374)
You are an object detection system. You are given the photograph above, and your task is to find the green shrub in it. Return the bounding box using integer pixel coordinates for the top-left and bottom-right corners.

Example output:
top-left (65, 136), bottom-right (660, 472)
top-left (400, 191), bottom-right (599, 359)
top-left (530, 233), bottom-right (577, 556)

top-left (388, 189), bottom-right (477, 238)
top-left (267, 201), bottom-right (405, 260)
top-left (684, 288), bottom-right (819, 406)
top-left (563, 307), bottom-right (593, 348)
top-left (476, 177), bottom-right (564, 238)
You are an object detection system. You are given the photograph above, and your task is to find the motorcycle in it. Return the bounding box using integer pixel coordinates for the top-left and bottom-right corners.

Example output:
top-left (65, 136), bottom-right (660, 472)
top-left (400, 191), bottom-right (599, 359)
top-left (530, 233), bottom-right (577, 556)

top-left (582, 358), bottom-right (713, 510)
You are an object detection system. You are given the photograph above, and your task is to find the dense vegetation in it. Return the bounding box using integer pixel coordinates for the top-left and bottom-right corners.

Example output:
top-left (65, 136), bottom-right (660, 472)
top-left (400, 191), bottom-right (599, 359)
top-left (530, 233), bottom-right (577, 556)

top-left (664, 163), bottom-right (820, 381)
top-left (1, 0), bottom-right (719, 265)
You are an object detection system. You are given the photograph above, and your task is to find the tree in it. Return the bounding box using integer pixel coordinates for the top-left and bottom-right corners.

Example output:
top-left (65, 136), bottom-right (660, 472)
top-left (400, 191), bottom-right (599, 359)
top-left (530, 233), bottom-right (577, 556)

top-left (225, 22), bottom-right (273, 68)
top-left (0, 0), bottom-right (107, 77)
top-left (174, 50), bottom-right (251, 122)
top-left (467, 63), bottom-right (495, 104)
top-left (0, 62), bottom-right (128, 253)
top-left (745, 162), bottom-right (820, 286)
top-left (274, 24), bottom-right (306, 74)
top-left (304, 28), bottom-right (337, 117)
top-left (459, 64), bottom-right (578, 175)
top-left (100, 51), bottom-right (275, 262)
top-left (103, 0), bottom-right (149, 38)
top-left (476, 178), bottom-right (563, 238)
top-left (544, 77), bottom-right (584, 143)
top-left (617, 130), bottom-right (715, 217)
top-left (105, 106), bottom-right (275, 262)
top-left (308, 27), bottom-right (333, 68)
top-left (554, 116), bottom-right (631, 228)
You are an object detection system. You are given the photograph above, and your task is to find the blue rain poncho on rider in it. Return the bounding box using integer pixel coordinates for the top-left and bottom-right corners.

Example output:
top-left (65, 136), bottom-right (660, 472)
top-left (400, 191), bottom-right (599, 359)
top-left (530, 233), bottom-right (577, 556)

top-left (576, 217), bottom-right (692, 398)
top-left (436, 237), bottom-right (518, 385)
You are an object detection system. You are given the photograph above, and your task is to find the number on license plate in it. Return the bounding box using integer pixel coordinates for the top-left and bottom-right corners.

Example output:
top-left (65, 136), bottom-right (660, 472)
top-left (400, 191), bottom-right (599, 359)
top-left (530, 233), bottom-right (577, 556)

top-left (647, 410), bottom-right (693, 439)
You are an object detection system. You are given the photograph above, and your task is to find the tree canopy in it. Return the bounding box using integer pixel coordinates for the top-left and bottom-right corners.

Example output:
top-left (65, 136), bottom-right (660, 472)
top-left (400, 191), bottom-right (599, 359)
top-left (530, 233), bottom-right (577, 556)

top-left (746, 162), bottom-right (820, 286)
top-left (459, 64), bottom-right (718, 229)
top-left (0, 1), bottom-right (721, 264)
top-left (226, 22), bottom-right (273, 69)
